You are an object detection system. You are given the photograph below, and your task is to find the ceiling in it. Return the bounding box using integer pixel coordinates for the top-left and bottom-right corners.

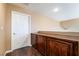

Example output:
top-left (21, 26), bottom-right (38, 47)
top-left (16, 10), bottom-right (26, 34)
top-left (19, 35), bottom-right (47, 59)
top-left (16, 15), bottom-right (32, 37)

top-left (25, 3), bottom-right (79, 21)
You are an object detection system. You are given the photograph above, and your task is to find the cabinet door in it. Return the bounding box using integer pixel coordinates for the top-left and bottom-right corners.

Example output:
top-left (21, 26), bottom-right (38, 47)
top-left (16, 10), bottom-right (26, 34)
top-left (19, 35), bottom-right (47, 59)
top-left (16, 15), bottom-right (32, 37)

top-left (36, 35), bottom-right (46, 55)
top-left (46, 38), bottom-right (73, 56)
top-left (31, 34), bottom-right (37, 48)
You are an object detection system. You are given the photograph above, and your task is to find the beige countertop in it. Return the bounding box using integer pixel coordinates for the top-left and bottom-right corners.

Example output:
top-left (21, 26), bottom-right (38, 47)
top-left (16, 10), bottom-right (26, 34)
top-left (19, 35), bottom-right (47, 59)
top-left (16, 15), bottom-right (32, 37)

top-left (38, 31), bottom-right (79, 36)
top-left (32, 31), bottom-right (79, 42)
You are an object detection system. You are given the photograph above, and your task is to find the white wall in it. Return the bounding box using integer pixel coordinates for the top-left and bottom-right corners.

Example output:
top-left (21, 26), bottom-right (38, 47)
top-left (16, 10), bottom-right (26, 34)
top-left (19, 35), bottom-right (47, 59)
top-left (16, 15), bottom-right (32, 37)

top-left (61, 18), bottom-right (79, 32)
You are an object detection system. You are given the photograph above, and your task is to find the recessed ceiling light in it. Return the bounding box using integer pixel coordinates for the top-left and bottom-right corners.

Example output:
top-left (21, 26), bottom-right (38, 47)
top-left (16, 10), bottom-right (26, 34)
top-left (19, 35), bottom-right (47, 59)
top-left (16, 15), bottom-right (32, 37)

top-left (53, 8), bottom-right (59, 12)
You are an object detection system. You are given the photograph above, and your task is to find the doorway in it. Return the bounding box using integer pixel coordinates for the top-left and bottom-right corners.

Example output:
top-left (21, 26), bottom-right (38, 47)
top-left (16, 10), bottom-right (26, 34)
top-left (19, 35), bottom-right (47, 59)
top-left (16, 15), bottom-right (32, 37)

top-left (11, 11), bottom-right (31, 50)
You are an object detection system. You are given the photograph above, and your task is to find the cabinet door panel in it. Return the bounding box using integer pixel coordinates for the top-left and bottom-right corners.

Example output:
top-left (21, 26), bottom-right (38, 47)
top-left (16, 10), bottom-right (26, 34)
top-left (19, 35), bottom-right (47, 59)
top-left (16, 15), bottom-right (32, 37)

top-left (46, 38), bottom-right (73, 56)
top-left (36, 35), bottom-right (46, 55)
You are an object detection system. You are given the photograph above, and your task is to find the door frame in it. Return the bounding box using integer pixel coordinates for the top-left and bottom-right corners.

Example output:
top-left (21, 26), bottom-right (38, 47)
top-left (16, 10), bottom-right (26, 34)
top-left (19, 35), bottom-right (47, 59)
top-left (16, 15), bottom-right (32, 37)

top-left (11, 11), bottom-right (31, 50)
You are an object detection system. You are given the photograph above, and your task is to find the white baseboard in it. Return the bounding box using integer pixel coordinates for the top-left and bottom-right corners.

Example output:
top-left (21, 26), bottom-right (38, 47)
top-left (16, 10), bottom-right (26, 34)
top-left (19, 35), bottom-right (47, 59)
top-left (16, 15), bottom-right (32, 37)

top-left (4, 44), bottom-right (32, 56)
top-left (28, 44), bottom-right (32, 46)
top-left (4, 50), bottom-right (13, 56)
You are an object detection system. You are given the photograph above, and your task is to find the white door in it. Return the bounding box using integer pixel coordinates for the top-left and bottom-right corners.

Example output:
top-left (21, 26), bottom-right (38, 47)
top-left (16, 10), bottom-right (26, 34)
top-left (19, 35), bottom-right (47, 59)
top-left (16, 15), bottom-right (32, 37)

top-left (11, 11), bottom-right (31, 50)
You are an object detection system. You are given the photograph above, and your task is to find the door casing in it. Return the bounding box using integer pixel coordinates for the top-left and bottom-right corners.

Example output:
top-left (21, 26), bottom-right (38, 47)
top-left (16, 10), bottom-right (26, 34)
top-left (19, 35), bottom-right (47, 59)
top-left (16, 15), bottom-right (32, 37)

top-left (11, 11), bottom-right (31, 50)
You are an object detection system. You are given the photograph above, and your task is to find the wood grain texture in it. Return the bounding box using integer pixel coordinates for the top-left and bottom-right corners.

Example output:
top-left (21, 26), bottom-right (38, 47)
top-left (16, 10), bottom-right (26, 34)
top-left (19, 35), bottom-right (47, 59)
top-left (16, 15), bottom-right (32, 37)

top-left (46, 37), bottom-right (73, 56)
top-left (6, 46), bottom-right (42, 56)
top-left (36, 35), bottom-right (46, 55)
top-left (31, 33), bottom-right (79, 56)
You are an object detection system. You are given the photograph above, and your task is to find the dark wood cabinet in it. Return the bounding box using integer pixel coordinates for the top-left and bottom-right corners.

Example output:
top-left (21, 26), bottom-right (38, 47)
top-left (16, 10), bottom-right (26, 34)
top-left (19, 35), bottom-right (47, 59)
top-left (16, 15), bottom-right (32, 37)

top-left (36, 35), bottom-right (46, 55)
top-left (31, 33), bottom-right (79, 56)
top-left (46, 38), bottom-right (73, 56)
top-left (31, 34), bottom-right (37, 49)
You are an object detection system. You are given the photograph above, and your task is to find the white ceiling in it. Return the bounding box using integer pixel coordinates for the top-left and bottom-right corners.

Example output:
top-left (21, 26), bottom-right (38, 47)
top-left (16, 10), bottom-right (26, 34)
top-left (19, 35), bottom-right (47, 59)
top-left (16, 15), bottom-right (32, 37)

top-left (26, 3), bottom-right (79, 21)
